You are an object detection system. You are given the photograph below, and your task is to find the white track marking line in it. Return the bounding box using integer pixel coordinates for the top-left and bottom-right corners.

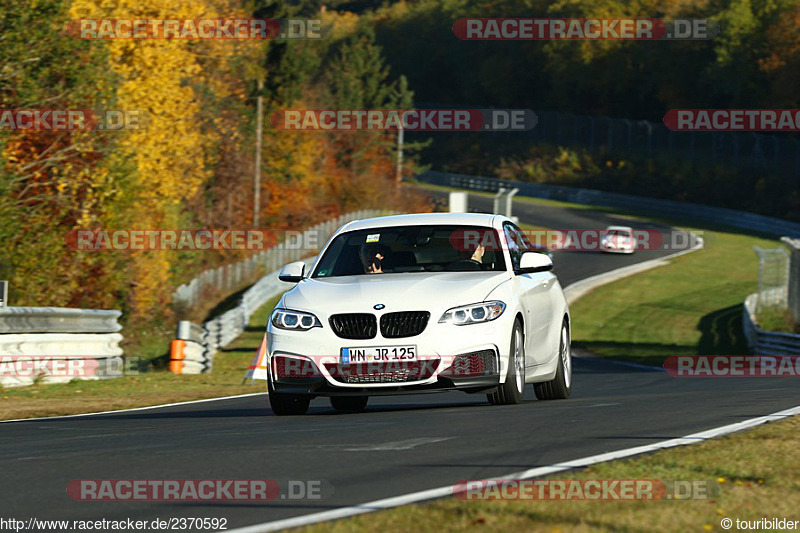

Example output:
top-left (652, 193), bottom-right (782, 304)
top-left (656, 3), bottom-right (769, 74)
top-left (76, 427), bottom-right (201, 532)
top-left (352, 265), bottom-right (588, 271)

top-left (0, 392), bottom-right (265, 424)
top-left (225, 404), bottom-right (800, 533)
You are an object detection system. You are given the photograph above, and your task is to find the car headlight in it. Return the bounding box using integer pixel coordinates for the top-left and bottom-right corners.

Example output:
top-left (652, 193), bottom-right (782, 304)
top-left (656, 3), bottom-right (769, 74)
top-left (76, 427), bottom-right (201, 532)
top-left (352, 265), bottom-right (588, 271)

top-left (439, 301), bottom-right (506, 325)
top-left (270, 308), bottom-right (322, 331)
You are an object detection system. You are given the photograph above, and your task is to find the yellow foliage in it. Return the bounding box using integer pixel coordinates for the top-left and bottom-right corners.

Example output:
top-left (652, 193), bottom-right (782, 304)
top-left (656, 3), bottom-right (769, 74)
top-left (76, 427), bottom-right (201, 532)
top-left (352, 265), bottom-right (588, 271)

top-left (321, 9), bottom-right (360, 40)
top-left (67, 0), bottom-right (250, 319)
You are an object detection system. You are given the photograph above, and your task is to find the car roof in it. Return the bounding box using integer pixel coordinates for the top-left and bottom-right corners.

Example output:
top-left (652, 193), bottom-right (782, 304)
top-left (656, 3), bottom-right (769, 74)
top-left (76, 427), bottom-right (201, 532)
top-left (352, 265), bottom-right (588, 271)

top-left (340, 212), bottom-right (501, 232)
top-left (605, 225), bottom-right (633, 232)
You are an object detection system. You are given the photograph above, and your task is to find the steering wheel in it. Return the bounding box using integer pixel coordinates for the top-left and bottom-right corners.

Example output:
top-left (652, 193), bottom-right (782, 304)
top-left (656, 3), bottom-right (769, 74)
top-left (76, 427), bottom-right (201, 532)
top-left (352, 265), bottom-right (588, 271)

top-left (448, 258), bottom-right (482, 271)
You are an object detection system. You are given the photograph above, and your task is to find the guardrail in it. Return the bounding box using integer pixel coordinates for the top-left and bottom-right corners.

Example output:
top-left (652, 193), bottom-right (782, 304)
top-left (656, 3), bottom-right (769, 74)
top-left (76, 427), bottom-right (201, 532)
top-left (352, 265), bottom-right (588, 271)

top-left (418, 171), bottom-right (800, 237)
top-left (0, 307), bottom-right (122, 333)
top-left (170, 210), bottom-right (386, 374)
top-left (170, 321), bottom-right (212, 374)
top-left (0, 307), bottom-right (124, 388)
top-left (742, 289), bottom-right (800, 355)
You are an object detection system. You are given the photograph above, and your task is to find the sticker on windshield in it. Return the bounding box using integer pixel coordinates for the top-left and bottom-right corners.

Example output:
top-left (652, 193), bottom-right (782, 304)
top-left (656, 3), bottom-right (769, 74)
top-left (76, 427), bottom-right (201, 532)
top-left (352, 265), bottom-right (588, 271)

top-left (366, 233), bottom-right (380, 243)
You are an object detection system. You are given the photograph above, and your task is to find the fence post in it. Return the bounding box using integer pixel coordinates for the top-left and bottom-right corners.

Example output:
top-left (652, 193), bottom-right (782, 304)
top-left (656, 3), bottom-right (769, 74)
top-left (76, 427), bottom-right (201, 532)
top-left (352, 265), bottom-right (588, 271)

top-left (754, 246), bottom-right (790, 312)
top-left (751, 133), bottom-right (763, 168)
top-left (781, 237), bottom-right (800, 327)
top-left (640, 120), bottom-right (652, 157)
top-left (572, 114), bottom-right (579, 146)
top-left (795, 139), bottom-right (800, 178)
top-left (773, 137), bottom-right (780, 171)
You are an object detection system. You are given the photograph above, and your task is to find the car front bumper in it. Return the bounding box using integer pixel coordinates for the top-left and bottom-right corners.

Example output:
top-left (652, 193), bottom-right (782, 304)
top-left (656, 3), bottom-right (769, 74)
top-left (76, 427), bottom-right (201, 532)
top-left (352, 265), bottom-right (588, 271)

top-left (266, 313), bottom-right (512, 396)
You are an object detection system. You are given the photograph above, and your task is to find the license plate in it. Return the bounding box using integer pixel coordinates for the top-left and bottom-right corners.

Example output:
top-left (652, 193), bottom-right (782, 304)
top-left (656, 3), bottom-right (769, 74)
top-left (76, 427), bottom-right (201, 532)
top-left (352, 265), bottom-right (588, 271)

top-left (341, 346), bottom-right (417, 363)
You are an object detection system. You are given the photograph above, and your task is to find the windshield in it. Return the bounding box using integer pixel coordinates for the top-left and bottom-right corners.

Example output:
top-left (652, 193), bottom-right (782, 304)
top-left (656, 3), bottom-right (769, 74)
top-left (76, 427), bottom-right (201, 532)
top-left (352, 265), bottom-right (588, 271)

top-left (606, 229), bottom-right (632, 238)
top-left (311, 225), bottom-right (507, 278)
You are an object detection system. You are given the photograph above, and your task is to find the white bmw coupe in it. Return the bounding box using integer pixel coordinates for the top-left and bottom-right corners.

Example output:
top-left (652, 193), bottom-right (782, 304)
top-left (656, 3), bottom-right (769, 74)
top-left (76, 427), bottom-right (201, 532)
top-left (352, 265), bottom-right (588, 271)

top-left (266, 212), bottom-right (572, 415)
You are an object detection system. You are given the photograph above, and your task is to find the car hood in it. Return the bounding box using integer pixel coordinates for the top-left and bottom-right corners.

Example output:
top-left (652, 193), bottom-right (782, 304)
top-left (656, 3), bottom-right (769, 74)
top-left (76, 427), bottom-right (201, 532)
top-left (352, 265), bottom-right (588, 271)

top-left (283, 271), bottom-right (511, 315)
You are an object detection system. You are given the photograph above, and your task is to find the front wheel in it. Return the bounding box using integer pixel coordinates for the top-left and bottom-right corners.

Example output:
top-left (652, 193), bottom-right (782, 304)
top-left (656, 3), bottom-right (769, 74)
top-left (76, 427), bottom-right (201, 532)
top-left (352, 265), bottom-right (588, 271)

top-left (488, 320), bottom-right (525, 405)
top-left (533, 318), bottom-right (572, 400)
top-left (268, 378), bottom-right (310, 416)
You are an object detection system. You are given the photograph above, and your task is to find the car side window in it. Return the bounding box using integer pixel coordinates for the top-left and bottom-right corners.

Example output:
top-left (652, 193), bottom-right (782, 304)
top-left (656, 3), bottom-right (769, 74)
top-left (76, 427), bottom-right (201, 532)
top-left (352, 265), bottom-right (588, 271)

top-left (503, 224), bottom-right (522, 270)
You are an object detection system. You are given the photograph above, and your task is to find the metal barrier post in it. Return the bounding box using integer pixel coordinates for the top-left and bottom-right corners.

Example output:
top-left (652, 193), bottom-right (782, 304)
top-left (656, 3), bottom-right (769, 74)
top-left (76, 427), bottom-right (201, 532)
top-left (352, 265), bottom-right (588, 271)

top-left (493, 188), bottom-right (507, 215)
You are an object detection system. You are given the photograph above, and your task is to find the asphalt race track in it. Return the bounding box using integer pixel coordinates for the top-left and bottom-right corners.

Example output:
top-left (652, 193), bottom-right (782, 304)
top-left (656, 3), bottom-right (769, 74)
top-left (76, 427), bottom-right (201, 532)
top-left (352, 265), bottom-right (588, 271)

top-left (2, 193), bottom-right (798, 530)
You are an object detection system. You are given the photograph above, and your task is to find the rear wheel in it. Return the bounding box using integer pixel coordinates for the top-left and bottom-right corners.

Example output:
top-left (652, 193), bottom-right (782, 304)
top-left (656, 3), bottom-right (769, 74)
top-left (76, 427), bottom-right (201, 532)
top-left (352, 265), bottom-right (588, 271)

top-left (330, 396), bottom-right (369, 412)
top-left (534, 318), bottom-right (572, 400)
top-left (268, 378), bottom-right (310, 416)
top-left (487, 320), bottom-right (525, 405)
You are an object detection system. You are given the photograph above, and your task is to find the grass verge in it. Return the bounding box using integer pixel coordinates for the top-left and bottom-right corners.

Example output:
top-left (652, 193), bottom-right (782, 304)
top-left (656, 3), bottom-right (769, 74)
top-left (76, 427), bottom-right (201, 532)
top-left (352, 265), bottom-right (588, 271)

top-left (756, 307), bottom-right (799, 334)
top-left (298, 415), bottom-right (799, 533)
top-left (571, 229), bottom-right (781, 365)
top-left (0, 296), bottom-right (281, 420)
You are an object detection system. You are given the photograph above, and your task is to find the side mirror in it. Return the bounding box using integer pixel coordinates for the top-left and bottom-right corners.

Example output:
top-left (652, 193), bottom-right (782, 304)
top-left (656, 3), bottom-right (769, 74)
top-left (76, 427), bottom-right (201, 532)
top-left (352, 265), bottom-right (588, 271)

top-left (278, 261), bottom-right (306, 283)
top-left (518, 251), bottom-right (553, 273)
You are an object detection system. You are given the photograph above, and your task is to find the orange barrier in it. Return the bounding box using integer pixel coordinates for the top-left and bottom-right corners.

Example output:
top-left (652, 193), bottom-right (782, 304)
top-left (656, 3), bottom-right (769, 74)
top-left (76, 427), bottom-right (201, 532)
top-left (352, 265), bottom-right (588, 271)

top-left (169, 339), bottom-right (186, 374)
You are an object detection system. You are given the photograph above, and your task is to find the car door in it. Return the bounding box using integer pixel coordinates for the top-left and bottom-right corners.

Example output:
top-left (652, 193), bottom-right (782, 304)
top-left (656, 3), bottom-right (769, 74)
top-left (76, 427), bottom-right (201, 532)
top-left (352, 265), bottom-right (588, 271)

top-left (517, 226), bottom-right (561, 362)
top-left (504, 223), bottom-right (553, 367)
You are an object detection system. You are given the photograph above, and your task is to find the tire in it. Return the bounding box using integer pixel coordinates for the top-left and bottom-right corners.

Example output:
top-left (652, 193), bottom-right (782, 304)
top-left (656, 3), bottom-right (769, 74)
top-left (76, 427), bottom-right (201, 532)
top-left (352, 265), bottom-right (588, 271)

top-left (268, 378), bottom-right (310, 416)
top-left (330, 396), bottom-right (369, 412)
top-left (487, 319), bottom-right (525, 405)
top-left (534, 318), bottom-right (572, 400)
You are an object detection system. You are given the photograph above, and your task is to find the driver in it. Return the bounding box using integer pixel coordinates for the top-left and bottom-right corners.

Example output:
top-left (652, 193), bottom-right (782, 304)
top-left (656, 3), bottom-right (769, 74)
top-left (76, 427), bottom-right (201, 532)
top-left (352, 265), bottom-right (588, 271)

top-left (360, 243), bottom-right (390, 274)
top-left (470, 243), bottom-right (485, 263)
top-left (458, 243), bottom-right (485, 264)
